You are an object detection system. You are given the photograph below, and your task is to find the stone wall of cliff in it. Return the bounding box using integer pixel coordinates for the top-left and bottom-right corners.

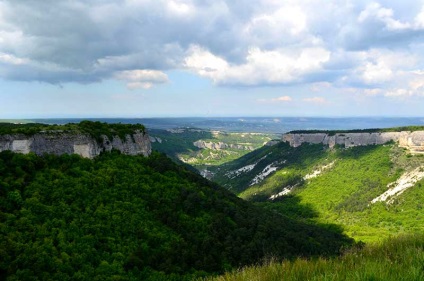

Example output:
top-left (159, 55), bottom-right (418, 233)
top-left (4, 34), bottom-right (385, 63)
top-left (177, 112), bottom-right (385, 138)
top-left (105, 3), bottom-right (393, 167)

top-left (0, 131), bottom-right (152, 158)
top-left (193, 140), bottom-right (254, 151)
top-left (282, 131), bottom-right (424, 154)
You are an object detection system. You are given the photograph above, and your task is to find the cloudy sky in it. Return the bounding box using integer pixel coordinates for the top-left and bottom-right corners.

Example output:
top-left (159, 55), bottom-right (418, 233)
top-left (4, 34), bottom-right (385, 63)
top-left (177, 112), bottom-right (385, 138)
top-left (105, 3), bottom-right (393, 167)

top-left (1, 0), bottom-right (424, 118)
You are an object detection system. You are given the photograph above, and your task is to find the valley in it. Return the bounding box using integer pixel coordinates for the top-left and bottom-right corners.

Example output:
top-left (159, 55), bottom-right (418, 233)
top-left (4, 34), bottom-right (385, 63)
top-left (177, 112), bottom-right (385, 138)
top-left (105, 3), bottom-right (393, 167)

top-left (148, 128), bottom-right (276, 175)
top-left (2, 121), bottom-right (424, 280)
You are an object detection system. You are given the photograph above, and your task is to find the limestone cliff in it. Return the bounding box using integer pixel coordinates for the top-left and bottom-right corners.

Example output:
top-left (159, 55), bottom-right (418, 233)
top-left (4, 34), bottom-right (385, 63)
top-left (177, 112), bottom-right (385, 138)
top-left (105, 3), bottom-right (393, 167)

top-left (0, 130), bottom-right (152, 158)
top-left (282, 131), bottom-right (424, 154)
top-left (193, 140), bottom-right (254, 151)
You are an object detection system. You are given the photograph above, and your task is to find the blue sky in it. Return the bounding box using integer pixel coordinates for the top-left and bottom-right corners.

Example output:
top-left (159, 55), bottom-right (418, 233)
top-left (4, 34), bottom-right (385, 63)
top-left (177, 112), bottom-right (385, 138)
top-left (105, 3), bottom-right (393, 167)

top-left (1, 0), bottom-right (424, 118)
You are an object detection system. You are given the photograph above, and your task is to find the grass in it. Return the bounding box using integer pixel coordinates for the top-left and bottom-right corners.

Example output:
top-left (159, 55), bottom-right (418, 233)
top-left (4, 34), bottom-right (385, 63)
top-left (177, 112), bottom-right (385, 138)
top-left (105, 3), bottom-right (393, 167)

top-left (207, 233), bottom-right (424, 281)
top-left (216, 143), bottom-right (424, 243)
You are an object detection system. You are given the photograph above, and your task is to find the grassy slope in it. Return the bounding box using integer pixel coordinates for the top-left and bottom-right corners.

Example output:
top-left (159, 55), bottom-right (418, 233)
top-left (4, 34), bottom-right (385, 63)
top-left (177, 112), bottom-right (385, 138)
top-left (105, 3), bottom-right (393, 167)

top-left (292, 145), bottom-right (424, 242)
top-left (213, 143), bottom-right (424, 243)
top-left (207, 233), bottom-right (424, 281)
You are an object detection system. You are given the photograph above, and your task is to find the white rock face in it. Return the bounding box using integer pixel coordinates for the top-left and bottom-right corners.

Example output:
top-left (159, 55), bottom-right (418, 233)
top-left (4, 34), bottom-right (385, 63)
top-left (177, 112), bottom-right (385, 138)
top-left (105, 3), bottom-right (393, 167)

top-left (250, 162), bottom-right (279, 186)
top-left (304, 161), bottom-right (336, 180)
top-left (371, 167), bottom-right (424, 204)
top-left (149, 136), bottom-right (162, 143)
top-left (12, 140), bottom-right (31, 154)
top-left (73, 144), bottom-right (92, 158)
top-left (269, 187), bottom-right (292, 200)
top-left (225, 164), bottom-right (256, 179)
top-left (0, 131), bottom-right (152, 158)
top-left (282, 131), bottom-right (424, 153)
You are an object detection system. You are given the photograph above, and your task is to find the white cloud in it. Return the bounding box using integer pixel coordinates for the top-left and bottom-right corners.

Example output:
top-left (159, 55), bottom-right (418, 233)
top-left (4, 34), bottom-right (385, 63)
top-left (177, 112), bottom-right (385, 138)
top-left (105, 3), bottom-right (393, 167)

top-left (0, 0), bottom-right (423, 97)
top-left (246, 5), bottom-right (307, 38)
top-left (0, 52), bottom-right (28, 65)
top-left (114, 69), bottom-right (169, 89)
top-left (185, 45), bottom-right (330, 85)
top-left (273, 96), bottom-right (293, 102)
top-left (258, 96), bottom-right (293, 103)
top-left (345, 49), bottom-right (418, 87)
top-left (358, 2), bottom-right (411, 31)
top-left (166, 0), bottom-right (195, 17)
top-left (363, 88), bottom-right (384, 96)
top-left (303, 97), bottom-right (327, 104)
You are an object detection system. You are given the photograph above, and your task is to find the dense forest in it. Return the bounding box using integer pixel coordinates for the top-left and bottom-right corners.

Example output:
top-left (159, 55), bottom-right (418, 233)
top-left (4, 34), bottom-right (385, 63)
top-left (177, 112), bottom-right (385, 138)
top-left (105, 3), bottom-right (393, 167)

top-left (0, 150), bottom-right (353, 280)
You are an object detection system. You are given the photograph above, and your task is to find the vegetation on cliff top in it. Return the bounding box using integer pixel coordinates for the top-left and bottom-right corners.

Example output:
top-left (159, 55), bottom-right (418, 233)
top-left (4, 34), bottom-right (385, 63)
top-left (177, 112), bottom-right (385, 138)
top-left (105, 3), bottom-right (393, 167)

top-left (0, 121), bottom-right (146, 141)
top-left (0, 150), bottom-right (354, 280)
top-left (288, 125), bottom-right (424, 135)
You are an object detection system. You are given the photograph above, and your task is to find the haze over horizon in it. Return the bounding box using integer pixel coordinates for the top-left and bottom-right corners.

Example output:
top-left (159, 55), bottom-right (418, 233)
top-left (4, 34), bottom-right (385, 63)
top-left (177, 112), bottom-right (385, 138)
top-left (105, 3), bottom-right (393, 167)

top-left (1, 0), bottom-right (424, 118)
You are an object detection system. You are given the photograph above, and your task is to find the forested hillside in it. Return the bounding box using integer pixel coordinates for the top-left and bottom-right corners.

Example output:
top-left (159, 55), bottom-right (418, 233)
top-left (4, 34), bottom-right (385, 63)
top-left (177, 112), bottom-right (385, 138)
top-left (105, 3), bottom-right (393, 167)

top-left (0, 150), bottom-right (353, 280)
top-left (212, 141), bottom-right (424, 242)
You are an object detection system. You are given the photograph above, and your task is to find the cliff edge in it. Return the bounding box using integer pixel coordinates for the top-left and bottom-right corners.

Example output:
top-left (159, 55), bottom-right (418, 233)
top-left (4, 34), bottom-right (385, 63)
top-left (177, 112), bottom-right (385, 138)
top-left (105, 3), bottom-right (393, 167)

top-left (282, 131), bottom-right (424, 154)
top-left (0, 122), bottom-right (152, 158)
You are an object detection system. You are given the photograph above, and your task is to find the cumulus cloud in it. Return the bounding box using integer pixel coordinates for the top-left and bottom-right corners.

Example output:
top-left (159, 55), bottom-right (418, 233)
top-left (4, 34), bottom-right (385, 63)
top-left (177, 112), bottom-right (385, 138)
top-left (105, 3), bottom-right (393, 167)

top-left (0, 0), bottom-right (423, 95)
top-left (185, 45), bottom-right (330, 85)
top-left (114, 70), bottom-right (168, 89)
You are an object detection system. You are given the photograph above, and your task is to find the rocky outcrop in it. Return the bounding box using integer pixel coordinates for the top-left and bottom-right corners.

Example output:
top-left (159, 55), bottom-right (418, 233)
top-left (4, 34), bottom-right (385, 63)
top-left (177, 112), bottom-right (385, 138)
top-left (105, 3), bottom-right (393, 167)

top-left (282, 131), bottom-right (424, 154)
top-left (193, 140), bottom-right (254, 151)
top-left (0, 131), bottom-right (152, 158)
top-left (149, 136), bottom-right (163, 143)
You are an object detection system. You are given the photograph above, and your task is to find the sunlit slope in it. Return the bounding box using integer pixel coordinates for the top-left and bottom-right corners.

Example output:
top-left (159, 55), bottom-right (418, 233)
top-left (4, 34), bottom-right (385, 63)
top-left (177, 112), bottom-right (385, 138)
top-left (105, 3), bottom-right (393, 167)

top-left (212, 142), bottom-right (424, 242)
top-left (208, 233), bottom-right (424, 281)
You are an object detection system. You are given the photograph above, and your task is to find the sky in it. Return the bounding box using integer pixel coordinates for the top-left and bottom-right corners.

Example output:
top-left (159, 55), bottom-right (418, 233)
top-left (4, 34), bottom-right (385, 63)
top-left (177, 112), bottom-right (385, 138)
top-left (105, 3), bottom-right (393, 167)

top-left (1, 0), bottom-right (424, 118)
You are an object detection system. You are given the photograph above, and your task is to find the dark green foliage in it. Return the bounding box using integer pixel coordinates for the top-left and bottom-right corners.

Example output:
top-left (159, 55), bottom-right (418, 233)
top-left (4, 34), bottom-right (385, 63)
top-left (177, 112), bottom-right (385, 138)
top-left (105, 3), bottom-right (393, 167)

top-left (257, 196), bottom-right (318, 221)
top-left (149, 128), bottom-right (211, 157)
top-left (0, 121), bottom-right (146, 142)
top-left (0, 151), bottom-right (354, 280)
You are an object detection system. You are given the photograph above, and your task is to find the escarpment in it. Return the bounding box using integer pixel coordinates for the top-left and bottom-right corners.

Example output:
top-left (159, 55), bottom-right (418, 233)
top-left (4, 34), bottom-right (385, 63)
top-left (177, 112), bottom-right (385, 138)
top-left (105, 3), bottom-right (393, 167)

top-left (193, 140), bottom-right (254, 151)
top-left (282, 131), bottom-right (424, 154)
top-left (0, 128), bottom-right (151, 158)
